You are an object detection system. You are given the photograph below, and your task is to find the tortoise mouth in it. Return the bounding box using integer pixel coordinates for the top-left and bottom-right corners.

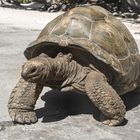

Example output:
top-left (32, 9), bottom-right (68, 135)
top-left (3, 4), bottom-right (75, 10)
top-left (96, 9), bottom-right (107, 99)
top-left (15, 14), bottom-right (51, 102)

top-left (24, 74), bottom-right (42, 83)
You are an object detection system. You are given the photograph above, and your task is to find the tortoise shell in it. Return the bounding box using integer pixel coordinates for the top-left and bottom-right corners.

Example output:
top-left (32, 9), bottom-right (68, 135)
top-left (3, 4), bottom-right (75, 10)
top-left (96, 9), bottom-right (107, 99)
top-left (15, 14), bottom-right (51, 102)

top-left (24, 6), bottom-right (139, 79)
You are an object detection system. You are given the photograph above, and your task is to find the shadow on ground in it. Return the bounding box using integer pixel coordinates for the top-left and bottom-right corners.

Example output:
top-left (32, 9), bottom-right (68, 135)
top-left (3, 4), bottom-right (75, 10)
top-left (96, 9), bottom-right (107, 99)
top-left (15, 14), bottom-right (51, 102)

top-left (35, 89), bottom-right (140, 125)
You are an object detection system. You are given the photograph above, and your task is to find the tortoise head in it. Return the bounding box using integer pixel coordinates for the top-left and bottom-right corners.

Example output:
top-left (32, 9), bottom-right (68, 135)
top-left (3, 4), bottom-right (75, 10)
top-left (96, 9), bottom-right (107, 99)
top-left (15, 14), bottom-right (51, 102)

top-left (21, 53), bottom-right (52, 83)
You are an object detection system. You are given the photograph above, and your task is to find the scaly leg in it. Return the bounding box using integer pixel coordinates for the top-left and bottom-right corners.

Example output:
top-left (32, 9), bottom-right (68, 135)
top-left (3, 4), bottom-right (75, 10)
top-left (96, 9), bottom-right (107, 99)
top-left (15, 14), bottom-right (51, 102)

top-left (85, 71), bottom-right (126, 126)
top-left (8, 77), bottom-right (43, 124)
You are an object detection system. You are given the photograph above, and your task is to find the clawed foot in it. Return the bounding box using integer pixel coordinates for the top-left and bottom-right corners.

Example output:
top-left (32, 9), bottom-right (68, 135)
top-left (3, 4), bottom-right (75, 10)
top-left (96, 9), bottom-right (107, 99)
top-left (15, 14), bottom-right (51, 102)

top-left (100, 114), bottom-right (123, 126)
top-left (8, 109), bottom-right (38, 124)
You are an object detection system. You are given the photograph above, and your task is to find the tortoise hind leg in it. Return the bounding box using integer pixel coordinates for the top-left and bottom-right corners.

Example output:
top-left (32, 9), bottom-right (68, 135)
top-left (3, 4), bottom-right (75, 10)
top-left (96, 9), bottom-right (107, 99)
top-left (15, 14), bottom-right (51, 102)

top-left (85, 71), bottom-right (126, 126)
top-left (8, 77), bottom-right (43, 124)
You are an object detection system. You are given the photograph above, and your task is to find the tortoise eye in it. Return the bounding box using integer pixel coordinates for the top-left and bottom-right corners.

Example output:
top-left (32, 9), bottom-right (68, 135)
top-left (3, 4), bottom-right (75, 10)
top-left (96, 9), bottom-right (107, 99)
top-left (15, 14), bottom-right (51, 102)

top-left (65, 53), bottom-right (73, 62)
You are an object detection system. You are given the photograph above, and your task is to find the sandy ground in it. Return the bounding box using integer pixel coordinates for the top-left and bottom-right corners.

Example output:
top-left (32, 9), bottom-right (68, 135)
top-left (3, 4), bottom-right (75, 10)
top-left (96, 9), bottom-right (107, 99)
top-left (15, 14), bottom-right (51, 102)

top-left (0, 7), bottom-right (140, 140)
top-left (0, 7), bottom-right (62, 30)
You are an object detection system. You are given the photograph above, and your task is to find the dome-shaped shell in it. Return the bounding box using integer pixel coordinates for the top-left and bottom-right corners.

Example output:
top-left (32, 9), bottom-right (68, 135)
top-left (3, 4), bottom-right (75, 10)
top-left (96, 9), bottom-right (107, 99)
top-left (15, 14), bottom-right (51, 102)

top-left (24, 6), bottom-right (139, 77)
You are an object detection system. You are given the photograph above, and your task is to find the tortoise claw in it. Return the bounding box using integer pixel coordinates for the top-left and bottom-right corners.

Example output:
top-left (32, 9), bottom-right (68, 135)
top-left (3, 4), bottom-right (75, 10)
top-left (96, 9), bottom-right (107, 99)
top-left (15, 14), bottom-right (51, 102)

top-left (9, 109), bottom-right (38, 124)
top-left (100, 114), bottom-right (123, 126)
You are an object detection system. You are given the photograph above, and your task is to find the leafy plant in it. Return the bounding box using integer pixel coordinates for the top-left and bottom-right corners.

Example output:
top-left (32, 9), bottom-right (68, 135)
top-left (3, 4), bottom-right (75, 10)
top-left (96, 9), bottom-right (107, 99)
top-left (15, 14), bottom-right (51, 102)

top-left (17, 0), bottom-right (32, 4)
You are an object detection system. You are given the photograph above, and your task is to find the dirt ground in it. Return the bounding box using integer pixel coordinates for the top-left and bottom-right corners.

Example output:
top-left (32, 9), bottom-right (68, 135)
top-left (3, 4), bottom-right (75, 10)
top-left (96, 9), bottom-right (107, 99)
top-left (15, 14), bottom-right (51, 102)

top-left (0, 7), bottom-right (140, 140)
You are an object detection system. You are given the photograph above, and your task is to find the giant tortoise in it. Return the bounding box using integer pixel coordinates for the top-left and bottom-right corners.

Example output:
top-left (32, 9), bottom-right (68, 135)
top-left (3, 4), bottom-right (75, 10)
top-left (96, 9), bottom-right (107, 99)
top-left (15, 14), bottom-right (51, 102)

top-left (8, 6), bottom-right (140, 126)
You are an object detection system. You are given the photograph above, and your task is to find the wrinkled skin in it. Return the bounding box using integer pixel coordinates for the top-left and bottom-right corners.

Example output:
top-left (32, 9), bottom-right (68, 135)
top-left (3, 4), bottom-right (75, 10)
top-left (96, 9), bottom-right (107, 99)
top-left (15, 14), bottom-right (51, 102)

top-left (8, 52), bottom-right (126, 126)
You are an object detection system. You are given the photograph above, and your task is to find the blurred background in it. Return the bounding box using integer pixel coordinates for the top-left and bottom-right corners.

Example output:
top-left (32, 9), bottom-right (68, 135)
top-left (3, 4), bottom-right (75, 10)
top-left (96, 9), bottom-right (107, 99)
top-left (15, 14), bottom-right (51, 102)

top-left (0, 0), bottom-right (140, 18)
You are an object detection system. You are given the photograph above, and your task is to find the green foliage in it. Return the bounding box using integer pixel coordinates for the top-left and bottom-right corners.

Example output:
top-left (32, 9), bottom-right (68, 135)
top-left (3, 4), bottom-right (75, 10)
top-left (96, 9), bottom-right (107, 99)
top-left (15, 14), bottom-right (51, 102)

top-left (17, 0), bottom-right (32, 4)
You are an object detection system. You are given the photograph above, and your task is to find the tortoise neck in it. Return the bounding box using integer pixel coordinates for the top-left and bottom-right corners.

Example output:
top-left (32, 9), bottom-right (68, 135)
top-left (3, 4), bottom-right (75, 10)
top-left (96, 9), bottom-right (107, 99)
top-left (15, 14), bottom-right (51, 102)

top-left (44, 55), bottom-right (91, 90)
top-left (51, 57), bottom-right (77, 82)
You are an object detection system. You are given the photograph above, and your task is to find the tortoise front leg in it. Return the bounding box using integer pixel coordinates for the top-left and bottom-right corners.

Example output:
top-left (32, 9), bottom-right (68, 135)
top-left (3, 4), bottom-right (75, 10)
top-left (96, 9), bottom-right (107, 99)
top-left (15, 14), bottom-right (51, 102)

top-left (85, 71), bottom-right (126, 126)
top-left (8, 77), bottom-right (43, 124)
